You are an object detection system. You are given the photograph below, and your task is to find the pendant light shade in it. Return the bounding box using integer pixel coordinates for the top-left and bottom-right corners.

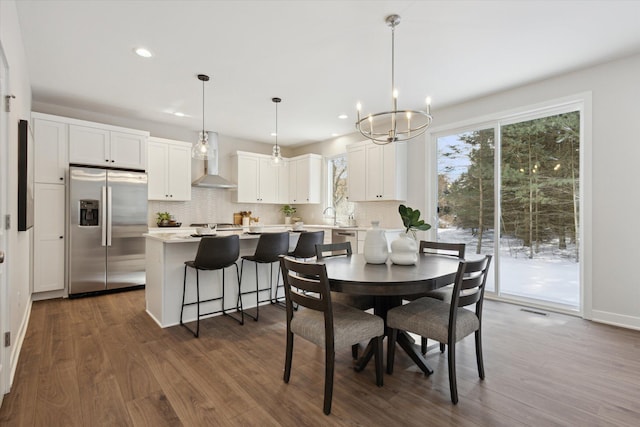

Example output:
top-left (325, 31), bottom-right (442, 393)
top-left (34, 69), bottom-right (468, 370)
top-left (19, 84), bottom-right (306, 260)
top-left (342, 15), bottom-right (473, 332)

top-left (192, 74), bottom-right (211, 159)
top-left (271, 97), bottom-right (283, 166)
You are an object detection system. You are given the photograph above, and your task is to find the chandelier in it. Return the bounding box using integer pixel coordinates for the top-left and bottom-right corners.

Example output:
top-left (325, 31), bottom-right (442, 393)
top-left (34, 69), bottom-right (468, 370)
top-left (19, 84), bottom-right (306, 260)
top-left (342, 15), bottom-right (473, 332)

top-left (192, 74), bottom-right (211, 159)
top-left (356, 14), bottom-right (432, 145)
top-left (271, 97), bottom-right (283, 166)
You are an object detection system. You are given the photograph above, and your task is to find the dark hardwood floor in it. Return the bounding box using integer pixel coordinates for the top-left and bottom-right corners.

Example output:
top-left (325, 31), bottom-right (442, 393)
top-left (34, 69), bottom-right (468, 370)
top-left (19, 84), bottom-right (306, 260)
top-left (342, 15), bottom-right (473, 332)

top-left (1, 289), bottom-right (639, 426)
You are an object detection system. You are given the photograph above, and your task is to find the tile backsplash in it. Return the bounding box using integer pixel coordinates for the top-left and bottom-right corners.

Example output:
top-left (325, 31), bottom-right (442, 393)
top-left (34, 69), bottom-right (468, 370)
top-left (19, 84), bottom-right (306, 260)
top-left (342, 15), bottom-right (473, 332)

top-left (148, 187), bottom-right (281, 226)
top-left (149, 189), bottom-right (407, 229)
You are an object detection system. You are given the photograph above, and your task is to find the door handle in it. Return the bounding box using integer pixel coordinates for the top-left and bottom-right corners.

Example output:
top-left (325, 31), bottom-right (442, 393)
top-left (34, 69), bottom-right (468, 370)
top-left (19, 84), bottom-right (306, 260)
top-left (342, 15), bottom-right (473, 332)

top-left (101, 186), bottom-right (107, 246)
top-left (0, 250), bottom-right (4, 264)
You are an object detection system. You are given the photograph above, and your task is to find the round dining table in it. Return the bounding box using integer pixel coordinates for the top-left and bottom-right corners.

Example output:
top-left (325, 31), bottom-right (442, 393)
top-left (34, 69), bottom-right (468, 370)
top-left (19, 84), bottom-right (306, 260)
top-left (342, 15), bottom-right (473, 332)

top-left (322, 252), bottom-right (461, 375)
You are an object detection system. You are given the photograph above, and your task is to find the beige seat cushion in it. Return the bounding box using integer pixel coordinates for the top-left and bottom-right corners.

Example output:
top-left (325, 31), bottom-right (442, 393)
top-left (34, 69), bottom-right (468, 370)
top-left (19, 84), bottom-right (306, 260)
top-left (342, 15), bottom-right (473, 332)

top-left (291, 303), bottom-right (383, 350)
top-left (387, 297), bottom-right (479, 344)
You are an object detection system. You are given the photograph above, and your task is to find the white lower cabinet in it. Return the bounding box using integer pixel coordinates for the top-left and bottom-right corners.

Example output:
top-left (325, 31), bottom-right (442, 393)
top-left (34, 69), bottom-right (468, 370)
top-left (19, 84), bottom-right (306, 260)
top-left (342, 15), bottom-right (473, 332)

top-left (147, 137), bottom-right (192, 201)
top-left (33, 183), bottom-right (65, 293)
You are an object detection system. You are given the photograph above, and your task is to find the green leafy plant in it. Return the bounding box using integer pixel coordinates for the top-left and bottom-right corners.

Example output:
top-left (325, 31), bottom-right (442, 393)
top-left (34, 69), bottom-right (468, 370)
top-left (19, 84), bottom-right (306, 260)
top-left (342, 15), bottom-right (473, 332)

top-left (156, 211), bottom-right (171, 223)
top-left (280, 204), bottom-right (297, 217)
top-left (399, 204), bottom-right (431, 237)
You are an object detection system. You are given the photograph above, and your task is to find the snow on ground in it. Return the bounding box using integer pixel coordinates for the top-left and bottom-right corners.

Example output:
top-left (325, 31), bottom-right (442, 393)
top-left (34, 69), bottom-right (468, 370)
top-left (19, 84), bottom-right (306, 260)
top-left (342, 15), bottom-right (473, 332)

top-left (437, 227), bottom-right (579, 308)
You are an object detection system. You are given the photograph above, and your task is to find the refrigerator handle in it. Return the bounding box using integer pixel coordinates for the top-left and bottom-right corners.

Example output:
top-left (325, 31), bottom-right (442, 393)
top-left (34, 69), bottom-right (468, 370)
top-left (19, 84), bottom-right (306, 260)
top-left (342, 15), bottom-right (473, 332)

top-left (101, 186), bottom-right (107, 246)
top-left (107, 186), bottom-right (113, 246)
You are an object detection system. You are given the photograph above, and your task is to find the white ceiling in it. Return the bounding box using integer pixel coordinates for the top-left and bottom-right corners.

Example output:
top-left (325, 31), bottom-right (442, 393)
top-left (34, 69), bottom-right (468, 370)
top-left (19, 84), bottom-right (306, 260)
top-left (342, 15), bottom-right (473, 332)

top-left (15, 0), bottom-right (640, 146)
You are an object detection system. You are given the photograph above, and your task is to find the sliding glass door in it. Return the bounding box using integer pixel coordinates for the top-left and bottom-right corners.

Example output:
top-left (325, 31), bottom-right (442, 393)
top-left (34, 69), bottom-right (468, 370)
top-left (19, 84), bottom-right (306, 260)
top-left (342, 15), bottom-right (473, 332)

top-left (436, 108), bottom-right (581, 310)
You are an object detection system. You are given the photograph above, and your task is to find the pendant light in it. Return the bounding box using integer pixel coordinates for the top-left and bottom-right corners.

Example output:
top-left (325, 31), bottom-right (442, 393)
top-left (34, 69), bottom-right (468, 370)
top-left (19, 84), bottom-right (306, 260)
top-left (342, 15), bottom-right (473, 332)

top-left (192, 74), bottom-right (211, 159)
top-left (355, 14), bottom-right (432, 145)
top-left (271, 97), bottom-right (283, 166)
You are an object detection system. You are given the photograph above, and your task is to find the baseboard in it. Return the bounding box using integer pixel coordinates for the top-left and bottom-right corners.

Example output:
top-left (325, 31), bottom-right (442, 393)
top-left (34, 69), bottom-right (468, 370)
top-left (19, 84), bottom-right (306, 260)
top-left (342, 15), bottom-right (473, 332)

top-left (8, 298), bottom-right (32, 390)
top-left (591, 309), bottom-right (640, 331)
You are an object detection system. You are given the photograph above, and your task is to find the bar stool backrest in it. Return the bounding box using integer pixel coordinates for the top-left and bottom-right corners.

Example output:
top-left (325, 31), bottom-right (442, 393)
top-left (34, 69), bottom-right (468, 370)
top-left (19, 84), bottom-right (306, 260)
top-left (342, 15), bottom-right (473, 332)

top-left (194, 235), bottom-right (240, 270)
top-left (254, 232), bottom-right (290, 263)
top-left (290, 231), bottom-right (325, 258)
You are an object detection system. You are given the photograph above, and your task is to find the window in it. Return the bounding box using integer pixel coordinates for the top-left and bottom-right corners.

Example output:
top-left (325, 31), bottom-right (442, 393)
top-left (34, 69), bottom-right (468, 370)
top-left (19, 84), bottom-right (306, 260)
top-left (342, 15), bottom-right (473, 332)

top-left (327, 155), bottom-right (352, 219)
top-left (435, 104), bottom-right (582, 311)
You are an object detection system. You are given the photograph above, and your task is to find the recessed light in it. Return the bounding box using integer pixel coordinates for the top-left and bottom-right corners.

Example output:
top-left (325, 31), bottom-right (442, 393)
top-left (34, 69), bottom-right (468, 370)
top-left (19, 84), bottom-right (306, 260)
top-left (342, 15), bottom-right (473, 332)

top-left (173, 112), bottom-right (185, 117)
top-left (338, 114), bottom-right (348, 120)
top-left (134, 47), bottom-right (153, 58)
top-left (270, 132), bottom-right (277, 137)
top-left (331, 133), bottom-right (339, 137)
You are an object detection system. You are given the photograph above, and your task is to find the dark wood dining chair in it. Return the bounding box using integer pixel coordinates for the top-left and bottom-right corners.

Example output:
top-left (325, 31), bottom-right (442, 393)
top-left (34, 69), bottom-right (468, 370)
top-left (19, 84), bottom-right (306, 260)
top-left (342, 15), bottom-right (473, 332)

top-left (279, 255), bottom-right (384, 415)
top-left (405, 241), bottom-right (466, 353)
top-left (316, 242), bottom-right (376, 359)
top-left (387, 255), bottom-right (492, 404)
top-left (180, 235), bottom-right (242, 337)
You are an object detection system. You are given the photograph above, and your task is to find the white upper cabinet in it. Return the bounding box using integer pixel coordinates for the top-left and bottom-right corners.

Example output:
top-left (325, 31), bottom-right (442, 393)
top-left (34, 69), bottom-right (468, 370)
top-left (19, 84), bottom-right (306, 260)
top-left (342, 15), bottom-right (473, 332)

top-left (234, 151), bottom-right (321, 204)
top-left (235, 152), bottom-right (280, 203)
top-left (33, 116), bottom-right (68, 184)
top-left (277, 160), bottom-right (290, 204)
top-left (347, 140), bottom-right (407, 201)
top-left (69, 124), bottom-right (147, 170)
top-left (147, 137), bottom-right (192, 201)
top-left (259, 158), bottom-right (279, 203)
top-left (235, 153), bottom-right (261, 203)
top-left (346, 143), bottom-right (366, 202)
top-left (289, 154), bottom-right (322, 204)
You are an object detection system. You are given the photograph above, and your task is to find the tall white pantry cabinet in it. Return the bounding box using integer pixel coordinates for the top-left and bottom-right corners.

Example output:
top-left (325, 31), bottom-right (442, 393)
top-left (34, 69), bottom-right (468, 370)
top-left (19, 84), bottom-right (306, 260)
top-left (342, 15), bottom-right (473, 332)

top-left (31, 113), bottom-right (149, 296)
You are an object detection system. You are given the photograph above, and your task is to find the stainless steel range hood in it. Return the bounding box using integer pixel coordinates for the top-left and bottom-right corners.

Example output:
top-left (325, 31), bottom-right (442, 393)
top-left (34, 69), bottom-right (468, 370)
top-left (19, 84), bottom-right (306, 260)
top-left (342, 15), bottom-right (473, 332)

top-left (192, 132), bottom-right (237, 189)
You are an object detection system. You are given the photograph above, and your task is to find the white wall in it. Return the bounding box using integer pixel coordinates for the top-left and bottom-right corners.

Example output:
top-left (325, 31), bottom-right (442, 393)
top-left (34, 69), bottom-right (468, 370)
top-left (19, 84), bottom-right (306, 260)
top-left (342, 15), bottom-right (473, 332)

top-left (0, 0), bottom-right (34, 390)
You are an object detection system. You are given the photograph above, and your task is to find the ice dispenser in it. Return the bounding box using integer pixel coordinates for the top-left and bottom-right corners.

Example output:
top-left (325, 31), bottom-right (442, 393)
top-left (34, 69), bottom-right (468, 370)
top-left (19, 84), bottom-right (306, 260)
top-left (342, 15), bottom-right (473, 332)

top-left (79, 200), bottom-right (99, 226)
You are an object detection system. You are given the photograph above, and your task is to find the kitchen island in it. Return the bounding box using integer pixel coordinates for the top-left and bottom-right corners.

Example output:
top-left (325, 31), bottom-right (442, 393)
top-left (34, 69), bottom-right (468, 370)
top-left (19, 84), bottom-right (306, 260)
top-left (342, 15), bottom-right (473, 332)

top-left (144, 224), bottom-right (402, 328)
top-left (144, 229), bottom-right (299, 328)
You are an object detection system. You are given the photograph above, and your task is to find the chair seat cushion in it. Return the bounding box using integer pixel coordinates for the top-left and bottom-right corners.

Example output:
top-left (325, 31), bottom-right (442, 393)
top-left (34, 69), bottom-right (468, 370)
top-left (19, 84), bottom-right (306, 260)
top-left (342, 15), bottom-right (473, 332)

top-left (291, 303), bottom-right (383, 350)
top-left (387, 297), bottom-right (479, 344)
top-left (331, 292), bottom-right (375, 311)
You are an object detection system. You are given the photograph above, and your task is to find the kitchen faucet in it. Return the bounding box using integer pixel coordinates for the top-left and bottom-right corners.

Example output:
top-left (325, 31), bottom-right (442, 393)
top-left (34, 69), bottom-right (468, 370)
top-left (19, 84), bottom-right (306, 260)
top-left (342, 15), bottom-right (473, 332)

top-left (322, 206), bottom-right (337, 226)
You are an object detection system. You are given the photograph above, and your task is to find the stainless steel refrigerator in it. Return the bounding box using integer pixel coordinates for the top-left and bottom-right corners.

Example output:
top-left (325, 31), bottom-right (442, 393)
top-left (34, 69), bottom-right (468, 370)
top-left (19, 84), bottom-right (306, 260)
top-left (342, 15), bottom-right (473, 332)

top-left (69, 166), bottom-right (147, 295)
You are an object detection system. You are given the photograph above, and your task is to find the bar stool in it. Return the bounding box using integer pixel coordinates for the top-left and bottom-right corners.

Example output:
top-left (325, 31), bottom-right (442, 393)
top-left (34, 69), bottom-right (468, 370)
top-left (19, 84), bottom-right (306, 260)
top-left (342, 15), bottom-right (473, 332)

top-left (180, 235), bottom-right (242, 337)
top-left (272, 230), bottom-right (325, 304)
top-left (237, 232), bottom-right (289, 321)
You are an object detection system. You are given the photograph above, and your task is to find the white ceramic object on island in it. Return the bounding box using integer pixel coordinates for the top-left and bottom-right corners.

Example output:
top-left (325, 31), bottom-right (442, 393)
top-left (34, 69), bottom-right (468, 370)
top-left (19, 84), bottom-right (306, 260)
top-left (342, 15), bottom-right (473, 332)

top-left (293, 221), bottom-right (304, 231)
top-left (363, 221), bottom-right (389, 264)
top-left (390, 232), bottom-right (418, 265)
top-left (249, 225), bottom-right (263, 233)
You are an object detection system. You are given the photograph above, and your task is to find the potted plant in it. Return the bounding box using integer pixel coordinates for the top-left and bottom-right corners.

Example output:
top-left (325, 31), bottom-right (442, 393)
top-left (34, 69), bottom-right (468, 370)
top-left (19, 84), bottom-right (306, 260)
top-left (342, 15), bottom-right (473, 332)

top-left (280, 205), bottom-right (297, 224)
top-left (156, 211), bottom-right (171, 226)
top-left (391, 205), bottom-right (432, 265)
top-left (398, 204), bottom-right (431, 238)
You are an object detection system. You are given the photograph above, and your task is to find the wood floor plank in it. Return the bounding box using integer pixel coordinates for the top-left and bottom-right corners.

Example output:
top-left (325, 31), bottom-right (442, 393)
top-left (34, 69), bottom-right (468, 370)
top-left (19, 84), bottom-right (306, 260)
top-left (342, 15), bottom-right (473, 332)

top-left (2, 290), bottom-right (640, 426)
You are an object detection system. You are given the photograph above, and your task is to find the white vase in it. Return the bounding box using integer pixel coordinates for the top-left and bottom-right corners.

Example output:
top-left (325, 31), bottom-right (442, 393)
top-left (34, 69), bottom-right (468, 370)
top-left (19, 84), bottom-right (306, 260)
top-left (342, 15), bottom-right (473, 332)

top-left (363, 221), bottom-right (389, 264)
top-left (284, 216), bottom-right (292, 225)
top-left (390, 231), bottom-right (418, 265)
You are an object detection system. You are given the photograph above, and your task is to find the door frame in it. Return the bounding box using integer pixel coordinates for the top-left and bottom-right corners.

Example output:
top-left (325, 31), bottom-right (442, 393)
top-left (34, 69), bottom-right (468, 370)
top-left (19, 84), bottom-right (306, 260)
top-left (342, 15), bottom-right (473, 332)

top-left (425, 92), bottom-right (592, 318)
top-left (0, 42), bottom-right (10, 403)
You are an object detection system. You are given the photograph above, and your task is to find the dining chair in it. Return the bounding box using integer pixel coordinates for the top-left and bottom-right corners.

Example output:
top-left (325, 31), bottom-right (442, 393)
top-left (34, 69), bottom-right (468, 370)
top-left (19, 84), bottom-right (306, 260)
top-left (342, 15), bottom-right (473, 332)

top-left (237, 232), bottom-right (290, 321)
top-left (279, 255), bottom-right (384, 415)
top-left (406, 241), bottom-right (466, 354)
top-left (316, 242), bottom-right (376, 359)
top-left (180, 235), bottom-right (242, 337)
top-left (272, 230), bottom-right (325, 305)
top-left (387, 255), bottom-right (492, 404)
